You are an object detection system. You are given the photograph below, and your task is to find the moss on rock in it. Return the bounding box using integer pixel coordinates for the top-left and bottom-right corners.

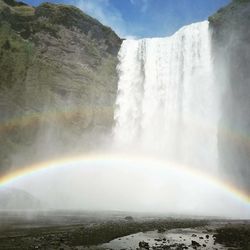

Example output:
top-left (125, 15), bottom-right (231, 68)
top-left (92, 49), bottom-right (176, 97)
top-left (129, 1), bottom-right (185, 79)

top-left (0, 0), bottom-right (121, 175)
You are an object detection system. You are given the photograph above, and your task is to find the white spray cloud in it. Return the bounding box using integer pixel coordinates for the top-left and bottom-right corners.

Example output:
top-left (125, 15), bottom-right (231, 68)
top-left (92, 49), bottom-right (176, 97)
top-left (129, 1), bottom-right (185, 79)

top-left (130, 0), bottom-right (150, 13)
top-left (7, 156), bottom-right (250, 219)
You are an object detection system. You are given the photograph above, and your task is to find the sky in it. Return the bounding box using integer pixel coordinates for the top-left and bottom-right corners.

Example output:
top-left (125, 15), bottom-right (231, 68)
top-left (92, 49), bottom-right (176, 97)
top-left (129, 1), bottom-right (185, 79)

top-left (25, 0), bottom-right (231, 38)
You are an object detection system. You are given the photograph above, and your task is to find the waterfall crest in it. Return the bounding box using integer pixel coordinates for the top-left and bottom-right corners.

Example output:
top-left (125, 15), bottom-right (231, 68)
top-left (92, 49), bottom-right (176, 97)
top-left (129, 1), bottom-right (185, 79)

top-left (113, 21), bottom-right (218, 171)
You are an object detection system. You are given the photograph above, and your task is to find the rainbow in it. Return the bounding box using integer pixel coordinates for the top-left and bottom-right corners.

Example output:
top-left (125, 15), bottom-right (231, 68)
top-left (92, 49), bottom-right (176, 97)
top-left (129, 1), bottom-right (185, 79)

top-left (0, 105), bottom-right (113, 133)
top-left (1, 108), bottom-right (250, 155)
top-left (0, 153), bottom-right (250, 207)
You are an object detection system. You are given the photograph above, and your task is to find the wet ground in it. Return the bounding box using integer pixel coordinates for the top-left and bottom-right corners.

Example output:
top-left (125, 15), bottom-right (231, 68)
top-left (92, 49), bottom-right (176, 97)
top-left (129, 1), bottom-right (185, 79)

top-left (0, 211), bottom-right (249, 250)
top-left (214, 223), bottom-right (250, 250)
top-left (102, 227), bottom-right (225, 250)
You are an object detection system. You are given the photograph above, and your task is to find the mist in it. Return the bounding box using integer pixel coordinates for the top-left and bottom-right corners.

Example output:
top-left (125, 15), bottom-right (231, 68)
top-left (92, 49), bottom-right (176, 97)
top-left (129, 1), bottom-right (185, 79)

top-left (2, 19), bottom-right (250, 220)
top-left (210, 1), bottom-right (250, 192)
top-left (3, 153), bottom-right (249, 219)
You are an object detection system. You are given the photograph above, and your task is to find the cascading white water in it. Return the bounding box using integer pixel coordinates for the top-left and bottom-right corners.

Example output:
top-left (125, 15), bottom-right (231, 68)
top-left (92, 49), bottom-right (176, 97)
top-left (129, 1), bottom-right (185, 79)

top-left (113, 21), bottom-right (219, 171)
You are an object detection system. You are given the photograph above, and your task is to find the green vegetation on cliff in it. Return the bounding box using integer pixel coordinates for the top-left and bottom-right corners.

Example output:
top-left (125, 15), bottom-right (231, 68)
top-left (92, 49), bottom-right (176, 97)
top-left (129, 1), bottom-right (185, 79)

top-left (0, 0), bottom-right (121, 174)
top-left (209, 0), bottom-right (250, 33)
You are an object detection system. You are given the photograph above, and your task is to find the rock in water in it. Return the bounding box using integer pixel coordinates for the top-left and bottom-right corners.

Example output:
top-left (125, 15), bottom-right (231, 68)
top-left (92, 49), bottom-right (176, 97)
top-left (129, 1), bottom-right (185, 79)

top-left (191, 240), bottom-right (201, 247)
top-left (139, 241), bottom-right (149, 249)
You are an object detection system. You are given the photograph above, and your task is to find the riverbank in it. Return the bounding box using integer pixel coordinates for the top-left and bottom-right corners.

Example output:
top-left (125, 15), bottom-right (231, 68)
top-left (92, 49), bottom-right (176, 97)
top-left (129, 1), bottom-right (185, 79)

top-left (0, 211), bottom-right (249, 249)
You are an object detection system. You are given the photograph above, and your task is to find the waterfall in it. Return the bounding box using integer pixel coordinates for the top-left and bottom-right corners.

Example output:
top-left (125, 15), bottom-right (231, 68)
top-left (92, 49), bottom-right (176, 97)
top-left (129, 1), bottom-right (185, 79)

top-left (113, 21), bottom-right (218, 171)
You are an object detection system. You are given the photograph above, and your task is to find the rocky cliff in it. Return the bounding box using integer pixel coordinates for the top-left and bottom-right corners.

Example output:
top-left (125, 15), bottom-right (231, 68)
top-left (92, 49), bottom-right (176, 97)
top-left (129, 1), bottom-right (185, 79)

top-left (0, 0), bottom-right (121, 174)
top-left (209, 0), bottom-right (250, 191)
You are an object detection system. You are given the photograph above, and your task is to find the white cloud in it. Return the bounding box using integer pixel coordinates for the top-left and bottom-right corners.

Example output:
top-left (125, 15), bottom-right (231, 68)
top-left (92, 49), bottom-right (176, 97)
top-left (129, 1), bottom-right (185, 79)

top-left (74, 0), bottom-right (128, 37)
top-left (130, 0), bottom-right (150, 13)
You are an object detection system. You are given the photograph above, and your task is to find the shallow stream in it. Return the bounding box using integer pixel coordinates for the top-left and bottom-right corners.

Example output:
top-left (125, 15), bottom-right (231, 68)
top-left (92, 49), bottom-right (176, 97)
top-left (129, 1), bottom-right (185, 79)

top-left (101, 227), bottom-right (226, 250)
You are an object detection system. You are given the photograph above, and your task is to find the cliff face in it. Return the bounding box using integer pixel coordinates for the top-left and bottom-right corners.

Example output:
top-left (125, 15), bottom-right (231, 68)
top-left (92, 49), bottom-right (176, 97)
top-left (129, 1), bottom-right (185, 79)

top-left (209, 0), bottom-right (250, 191)
top-left (0, 0), bottom-right (122, 173)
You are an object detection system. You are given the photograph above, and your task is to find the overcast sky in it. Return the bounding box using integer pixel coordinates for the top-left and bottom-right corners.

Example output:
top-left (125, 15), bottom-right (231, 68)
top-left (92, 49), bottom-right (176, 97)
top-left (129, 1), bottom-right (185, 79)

top-left (25, 0), bottom-right (230, 38)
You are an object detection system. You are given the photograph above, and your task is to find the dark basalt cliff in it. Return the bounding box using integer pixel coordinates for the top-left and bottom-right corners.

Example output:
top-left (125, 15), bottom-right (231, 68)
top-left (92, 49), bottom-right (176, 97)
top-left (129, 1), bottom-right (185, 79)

top-left (209, 0), bottom-right (250, 191)
top-left (0, 0), bottom-right (122, 174)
